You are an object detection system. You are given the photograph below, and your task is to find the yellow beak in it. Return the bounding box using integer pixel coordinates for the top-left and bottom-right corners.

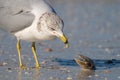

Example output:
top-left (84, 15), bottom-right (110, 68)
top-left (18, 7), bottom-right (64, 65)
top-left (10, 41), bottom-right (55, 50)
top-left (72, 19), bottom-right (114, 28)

top-left (60, 34), bottom-right (69, 48)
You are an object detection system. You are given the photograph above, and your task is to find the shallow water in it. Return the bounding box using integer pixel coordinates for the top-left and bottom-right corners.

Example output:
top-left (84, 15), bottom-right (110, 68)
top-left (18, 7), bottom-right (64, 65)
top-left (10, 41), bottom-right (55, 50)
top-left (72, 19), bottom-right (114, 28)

top-left (0, 0), bottom-right (120, 80)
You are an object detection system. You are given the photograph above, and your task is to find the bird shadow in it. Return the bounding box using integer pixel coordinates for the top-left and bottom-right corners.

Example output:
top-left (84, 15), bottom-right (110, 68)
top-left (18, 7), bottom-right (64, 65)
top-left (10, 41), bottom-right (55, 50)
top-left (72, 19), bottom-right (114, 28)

top-left (54, 58), bottom-right (120, 70)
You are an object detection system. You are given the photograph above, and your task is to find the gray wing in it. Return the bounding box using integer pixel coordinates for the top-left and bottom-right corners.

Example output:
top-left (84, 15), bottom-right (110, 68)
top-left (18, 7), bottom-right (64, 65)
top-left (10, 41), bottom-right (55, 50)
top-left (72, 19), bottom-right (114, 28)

top-left (0, 0), bottom-right (35, 32)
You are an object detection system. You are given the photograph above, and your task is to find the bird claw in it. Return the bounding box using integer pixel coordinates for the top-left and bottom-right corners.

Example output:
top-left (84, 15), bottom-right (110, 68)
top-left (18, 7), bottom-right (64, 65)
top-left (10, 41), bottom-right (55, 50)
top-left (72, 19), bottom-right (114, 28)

top-left (19, 65), bottom-right (29, 70)
top-left (35, 64), bottom-right (41, 69)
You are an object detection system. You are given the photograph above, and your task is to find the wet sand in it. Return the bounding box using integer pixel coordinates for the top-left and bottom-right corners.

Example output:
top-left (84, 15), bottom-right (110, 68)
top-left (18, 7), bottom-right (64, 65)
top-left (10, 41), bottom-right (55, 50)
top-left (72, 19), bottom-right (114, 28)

top-left (0, 0), bottom-right (120, 80)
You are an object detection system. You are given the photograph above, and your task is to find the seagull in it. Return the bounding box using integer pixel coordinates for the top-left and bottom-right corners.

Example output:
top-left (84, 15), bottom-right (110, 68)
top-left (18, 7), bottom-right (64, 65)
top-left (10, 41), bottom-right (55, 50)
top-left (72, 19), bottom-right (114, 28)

top-left (0, 0), bottom-right (69, 69)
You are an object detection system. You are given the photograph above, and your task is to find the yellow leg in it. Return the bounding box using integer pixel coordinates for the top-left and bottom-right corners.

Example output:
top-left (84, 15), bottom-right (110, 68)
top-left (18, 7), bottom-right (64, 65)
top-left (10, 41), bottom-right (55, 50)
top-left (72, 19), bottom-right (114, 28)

top-left (16, 40), bottom-right (24, 68)
top-left (31, 42), bottom-right (40, 68)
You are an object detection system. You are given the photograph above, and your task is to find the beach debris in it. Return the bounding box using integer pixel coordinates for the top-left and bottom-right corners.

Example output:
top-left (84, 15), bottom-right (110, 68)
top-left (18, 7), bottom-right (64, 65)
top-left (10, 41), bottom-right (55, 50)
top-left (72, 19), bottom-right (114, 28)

top-left (67, 76), bottom-right (73, 80)
top-left (74, 54), bottom-right (96, 70)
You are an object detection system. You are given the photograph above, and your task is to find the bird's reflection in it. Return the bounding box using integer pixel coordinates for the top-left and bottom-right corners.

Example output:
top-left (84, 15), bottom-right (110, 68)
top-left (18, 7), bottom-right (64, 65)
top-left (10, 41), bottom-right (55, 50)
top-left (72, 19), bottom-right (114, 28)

top-left (77, 69), bottom-right (95, 80)
top-left (33, 69), bottom-right (40, 80)
top-left (17, 68), bottom-right (40, 80)
top-left (18, 70), bottom-right (22, 80)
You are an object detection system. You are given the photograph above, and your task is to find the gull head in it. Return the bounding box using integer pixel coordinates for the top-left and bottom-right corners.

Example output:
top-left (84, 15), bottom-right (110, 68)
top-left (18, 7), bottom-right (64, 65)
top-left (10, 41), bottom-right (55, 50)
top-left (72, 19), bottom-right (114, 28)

top-left (37, 12), bottom-right (69, 48)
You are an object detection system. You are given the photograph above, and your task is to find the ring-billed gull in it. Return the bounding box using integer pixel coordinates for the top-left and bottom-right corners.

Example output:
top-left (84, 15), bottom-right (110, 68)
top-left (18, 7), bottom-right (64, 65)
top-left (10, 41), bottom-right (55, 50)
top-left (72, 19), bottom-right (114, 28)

top-left (0, 0), bottom-right (69, 69)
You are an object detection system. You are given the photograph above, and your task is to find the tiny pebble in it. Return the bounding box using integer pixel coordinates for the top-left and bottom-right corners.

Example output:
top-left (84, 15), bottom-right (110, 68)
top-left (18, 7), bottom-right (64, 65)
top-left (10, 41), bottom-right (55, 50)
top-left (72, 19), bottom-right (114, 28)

top-left (88, 75), bottom-right (92, 78)
top-left (105, 48), bottom-right (111, 53)
top-left (67, 76), bottom-right (73, 80)
top-left (104, 70), bottom-right (111, 74)
top-left (7, 68), bottom-right (12, 72)
top-left (66, 70), bottom-right (71, 73)
top-left (2, 62), bottom-right (8, 66)
top-left (8, 68), bottom-right (12, 70)
top-left (49, 77), bottom-right (60, 80)
top-left (49, 77), bottom-right (54, 80)
top-left (59, 67), bottom-right (67, 71)
top-left (24, 71), bottom-right (31, 75)
top-left (45, 48), bottom-right (52, 52)
top-left (95, 74), bottom-right (99, 77)
top-left (41, 60), bottom-right (47, 64)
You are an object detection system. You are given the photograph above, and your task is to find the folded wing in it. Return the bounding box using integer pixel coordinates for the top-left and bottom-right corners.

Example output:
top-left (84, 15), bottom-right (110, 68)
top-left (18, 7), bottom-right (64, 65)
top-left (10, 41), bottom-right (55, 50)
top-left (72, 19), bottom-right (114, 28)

top-left (0, 0), bottom-right (35, 32)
